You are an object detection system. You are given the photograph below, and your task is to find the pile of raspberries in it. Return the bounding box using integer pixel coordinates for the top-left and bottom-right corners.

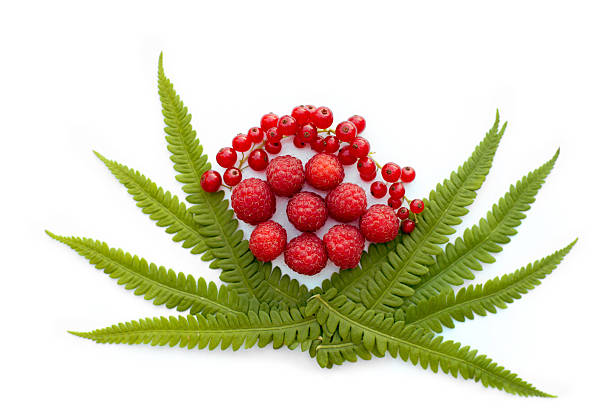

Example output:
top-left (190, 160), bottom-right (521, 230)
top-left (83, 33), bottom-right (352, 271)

top-left (200, 106), bottom-right (424, 276)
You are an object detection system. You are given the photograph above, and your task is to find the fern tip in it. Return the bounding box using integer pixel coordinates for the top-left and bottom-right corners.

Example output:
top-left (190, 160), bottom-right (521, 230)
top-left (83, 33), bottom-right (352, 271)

top-left (67, 330), bottom-right (90, 339)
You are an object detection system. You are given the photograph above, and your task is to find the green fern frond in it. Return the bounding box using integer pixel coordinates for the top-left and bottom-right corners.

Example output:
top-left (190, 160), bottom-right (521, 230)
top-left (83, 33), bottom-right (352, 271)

top-left (407, 149), bottom-right (560, 305)
top-left (157, 54), bottom-right (307, 305)
top-left (400, 240), bottom-right (576, 333)
top-left (318, 116), bottom-right (505, 307)
top-left (306, 291), bottom-right (553, 397)
top-left (347, 115), bottom-right (506, 311)
top-left (94, 152), bottom-right (214, 261)
top-left (46, 231), bottom-right (258, 315)
top-left (70, 309), bottom-right (320, 351)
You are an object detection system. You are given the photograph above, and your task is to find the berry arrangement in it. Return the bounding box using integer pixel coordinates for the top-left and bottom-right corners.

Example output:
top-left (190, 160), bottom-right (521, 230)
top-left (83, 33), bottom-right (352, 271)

top-left (48, 55), bottom-right (576, 398)
top-left (201, 106), bottom-right (424, 275)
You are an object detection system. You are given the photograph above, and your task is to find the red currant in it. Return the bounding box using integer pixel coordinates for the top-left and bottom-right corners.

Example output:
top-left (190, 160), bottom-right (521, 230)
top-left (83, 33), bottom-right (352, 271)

top-left (297, 123), bottom-right (317, 143)
top-left (200, 170), bottom-right (222, 192)
top-left (216, 147), bottom-right (238, 168)
top-left (223, 167), bottom-right (242, 186)
top-left (336, 121), bottom-right (357, 143)
top-left (397, 207), bottom-right (410, 220)
top-left (232, 134), bottom-right (251, 152)
top-left (401, 166), bottom-right (416, 183)
top-left (277, 115), bottom-right (298, 136)
top-left (293, 136), bottom-right (308, 148)
top-left (348, 115), bottom-right (366, 133)
top-left (357, 157), bottom-right (376, 175)
top-left (265, 139), bottom-right (282, 154)
top-left (350, 137), bottom-right (370, 158)
top-left (311, 136), bottom-right (326, 153)
top-left (401, 219), bottom-right (416, 234)
top-left (389, 182), bottom-right (405, 199)
top-left (266, 127), bottom-right (282, 142)
top-left (247, 127), bottom-right (264, 144)
top-left (338, 145), bottom-right (357, 165)
top-left (370, 181), bottom-right (387, 198)
top-left (382, 162), bottom-right (401, 182)
top-left (261, 113), bottom-right (279, 132)
top-left (312, 106), bottom-right (333, 129)
top-left (248, 149), bottom-right (269, 171)
top-left (291, 105), bottom-right (310, 125)
top-left (324, 135), bottom-right (340, 153)
top-left (360, 169), bottom-right (377, 181)
top-left (410, 199), bottom-right (425, 214)
top-left (388, 197), bottom-right (402, 209)
top-left (304, 105), bottom-right (317, 115)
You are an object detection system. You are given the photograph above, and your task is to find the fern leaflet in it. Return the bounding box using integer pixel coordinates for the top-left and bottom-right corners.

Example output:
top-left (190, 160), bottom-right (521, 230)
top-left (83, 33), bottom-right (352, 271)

top-left (400, 240), bottom-right (576, 333)
top-left (47, 232), bottom-right (258, 315)
top-left (306, 291), bottom-right (552, 397)
top-left (407, 150), bottom-right (559, 305)
top-left (71, 309), bottom-right (320, 351)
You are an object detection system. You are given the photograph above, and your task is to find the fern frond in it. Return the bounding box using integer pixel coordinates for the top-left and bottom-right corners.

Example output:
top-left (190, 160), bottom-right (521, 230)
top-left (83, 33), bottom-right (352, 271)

top-left (94, 152), bottom-right (214, 261)
top-left (70, 309), bottom-right (320, 351)
top-left (319, 116), bottom-right (505, 307)
top-left (400, 240), bottom-right (576, 333)
top-left (349, 115), bottom-right (506, 311)
top-left (47, 231), bottom-right (258, 315)
top-left (157, 54), bottom-right (307, 305)
top-left (306, 291), bottom-right (553, 397)
top-left (407, 150), bottom-right (560, 305)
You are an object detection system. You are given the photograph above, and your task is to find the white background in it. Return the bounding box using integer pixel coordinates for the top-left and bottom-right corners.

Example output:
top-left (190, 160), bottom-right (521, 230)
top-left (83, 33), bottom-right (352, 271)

top-left (2, 1), bottom-right (611, 418)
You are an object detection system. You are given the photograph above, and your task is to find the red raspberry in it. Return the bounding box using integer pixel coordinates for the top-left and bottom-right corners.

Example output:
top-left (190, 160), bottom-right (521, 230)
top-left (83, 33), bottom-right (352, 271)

top-left (286, 192), bottom-right (328, 232)
top-left (249, 221), bottom-right (287, 262)
top-left (305, 153), bottom-right (345, 191)
top-left (284, 233), bottom-right (327, 275)
top-left (326, 183), bottom-right (367, 222)
top-left (231, 178), bottom-right (276, 225)
top-left (323, 224), bottom-right (365, 269)
top-left (359, 204), bottom-right (399, 243)
top-left (266, 155), bottom-right (305, 197)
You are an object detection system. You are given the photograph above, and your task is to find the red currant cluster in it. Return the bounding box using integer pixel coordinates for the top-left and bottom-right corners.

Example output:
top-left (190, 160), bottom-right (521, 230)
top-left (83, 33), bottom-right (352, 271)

top-left (199, 106), bottom-right (425, 275)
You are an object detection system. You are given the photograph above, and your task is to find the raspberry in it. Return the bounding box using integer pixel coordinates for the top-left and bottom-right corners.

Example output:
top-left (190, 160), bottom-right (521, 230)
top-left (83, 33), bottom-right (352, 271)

top-left (359, 204), bottom-right (399, 243)
top-left (286, 192), bottom-right (328, 232)
top-left (305, 153), bottom-right (345, 191)
top-left (266, 155), bottom-right (305, 197)
top-left (323, 225), bottom-right (365, 269)
top-left (284, 233), bottom-right (327, 275)
top-left (249, 221), bottom-right (287, 262)
top-left (326, 183), bottom-right (367, 222)
top-left (231, 178), bottom-right (276, 225)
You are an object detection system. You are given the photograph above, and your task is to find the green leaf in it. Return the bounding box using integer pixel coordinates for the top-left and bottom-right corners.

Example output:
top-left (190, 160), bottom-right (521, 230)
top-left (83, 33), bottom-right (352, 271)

top-left (47, 231), bottom-right (257, 315)
top-left (401, 240), bottom-right (576, 333)
top-left (157, 54), bottom-right (307, 306)
top-left (345, 113), bottom-right (506, 311)
top-left (94, 152), bottom-right (214, 261)
top-left (407, 150), bottom-right (560, 305)
top-left (307, 291), bottom-right (553, 397)
top-left (70, 308), bottom-right (321, 351)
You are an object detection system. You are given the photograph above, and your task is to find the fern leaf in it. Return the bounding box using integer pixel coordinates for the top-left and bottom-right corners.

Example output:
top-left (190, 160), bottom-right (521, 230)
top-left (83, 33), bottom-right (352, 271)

top-left (157, 53), bottom-right (307, 305)
top-left (351, 115), bottom-right (506, 311)
top-left (306, 291), bottom-right (553, 397)
top-left (47, 231), bottom-right (257, 315)
top-left (408, 150), bottom-right (560, 305)
top-left (401, 240), bottom-right (576, 333)
top-left (94, 152), bottom-right (214, 261)
top-left (70, 309), bottom-right (320, 351)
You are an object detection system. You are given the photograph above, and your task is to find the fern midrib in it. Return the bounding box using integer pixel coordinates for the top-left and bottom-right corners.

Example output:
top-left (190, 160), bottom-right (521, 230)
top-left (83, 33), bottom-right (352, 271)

top-left (162, 85), bottom-right (260, 301)
top-left (258, 271), bottom-right (302, 304)
top-left (315, 296), bottom-right (540, 395)
top-left (368, 142), bottom-right (497, 311)
top-left (74, 240), bottom-right (242, 315)
top-left (89, 317), bottom-right (318, 338)
top-left (410, 180), bottom-right (543, 302)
